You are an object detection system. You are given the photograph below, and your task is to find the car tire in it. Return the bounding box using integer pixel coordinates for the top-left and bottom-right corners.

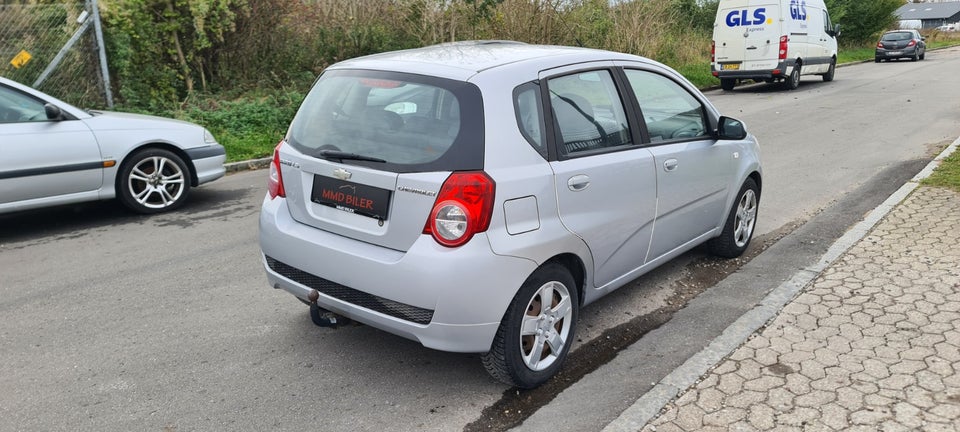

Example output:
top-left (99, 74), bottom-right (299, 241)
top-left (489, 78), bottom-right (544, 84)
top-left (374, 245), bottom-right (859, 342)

top-left (482, 263), bottom-right (578, 389)
top-left (875, 57), bottom-right (881, 63)
top-left (707, 178), bottom-right (759, 258)
top-left (117, 148), bottom-right (191, 214)
top-left (784, 64), bottom-right (801, 90)
top-left (919, 51), bottom-right (925, 60)
top-left (822, 58), bottom-right (836, 82)
top-left (720, 78), bottom-right (736, 91)
top-left (912, 51), bottom-right (919, 62)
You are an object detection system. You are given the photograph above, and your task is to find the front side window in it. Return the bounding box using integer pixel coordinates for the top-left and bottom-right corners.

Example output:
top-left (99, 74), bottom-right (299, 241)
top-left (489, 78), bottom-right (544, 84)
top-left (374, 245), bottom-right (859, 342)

top-left (623, 69), bottom-right (708, 143)
top-left (546, 70), bottom-right (633, 156)
top-left (288, 70), bottom-right (484, 173)
top-left (0, 85), bottom-right (46, 123)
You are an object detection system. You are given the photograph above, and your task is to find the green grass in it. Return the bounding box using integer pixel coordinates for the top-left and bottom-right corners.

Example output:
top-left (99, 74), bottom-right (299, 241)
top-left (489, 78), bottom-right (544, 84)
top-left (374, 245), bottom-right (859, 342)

top-left (922, 148), bottom-right (960, 193)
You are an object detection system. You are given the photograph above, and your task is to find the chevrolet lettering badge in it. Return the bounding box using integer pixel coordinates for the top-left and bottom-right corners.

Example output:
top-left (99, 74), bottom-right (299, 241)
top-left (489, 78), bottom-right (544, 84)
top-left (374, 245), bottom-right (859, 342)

top-left (333, 168), bottom-right (352, 180)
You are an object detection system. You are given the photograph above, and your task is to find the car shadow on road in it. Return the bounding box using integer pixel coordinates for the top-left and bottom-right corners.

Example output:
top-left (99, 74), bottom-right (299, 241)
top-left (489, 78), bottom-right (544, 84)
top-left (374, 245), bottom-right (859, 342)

top-left (0, 187), bottom-right (252, 245)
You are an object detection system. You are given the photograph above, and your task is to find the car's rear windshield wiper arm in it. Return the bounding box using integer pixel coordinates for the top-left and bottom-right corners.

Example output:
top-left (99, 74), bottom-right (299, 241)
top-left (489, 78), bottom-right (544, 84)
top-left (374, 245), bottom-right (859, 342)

top-left (318, 150), bottom-right (386, 163)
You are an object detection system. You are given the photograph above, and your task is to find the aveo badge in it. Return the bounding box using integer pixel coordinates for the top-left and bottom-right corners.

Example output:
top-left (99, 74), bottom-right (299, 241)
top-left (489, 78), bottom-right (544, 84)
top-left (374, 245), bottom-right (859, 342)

top-left (725, 8), bottom-right (772, 27)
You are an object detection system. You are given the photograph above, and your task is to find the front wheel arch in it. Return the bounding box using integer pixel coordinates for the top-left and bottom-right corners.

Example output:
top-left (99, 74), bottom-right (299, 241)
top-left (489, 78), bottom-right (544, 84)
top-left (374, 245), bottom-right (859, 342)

top-left (119, 143), bottom-right (199, 187)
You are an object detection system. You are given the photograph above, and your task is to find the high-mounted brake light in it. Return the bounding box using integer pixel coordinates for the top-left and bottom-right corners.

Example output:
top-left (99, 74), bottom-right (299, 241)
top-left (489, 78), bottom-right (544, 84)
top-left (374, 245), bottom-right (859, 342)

top-left (423, 171), bottom-right (495, 248)
top-left (267, 140), bottom-right (286, 199)
top-left (778, 35), bottom-right (789, 61)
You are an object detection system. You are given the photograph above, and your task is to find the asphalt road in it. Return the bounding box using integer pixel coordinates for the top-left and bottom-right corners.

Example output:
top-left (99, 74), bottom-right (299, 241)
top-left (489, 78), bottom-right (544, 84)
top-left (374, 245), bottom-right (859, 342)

top-left (1, 47), bottom-right (958, 432)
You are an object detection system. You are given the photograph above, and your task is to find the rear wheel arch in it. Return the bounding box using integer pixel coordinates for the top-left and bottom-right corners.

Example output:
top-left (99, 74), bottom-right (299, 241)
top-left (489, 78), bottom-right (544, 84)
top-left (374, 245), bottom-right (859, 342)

top-left (543, 253), bottom-right (586, 307)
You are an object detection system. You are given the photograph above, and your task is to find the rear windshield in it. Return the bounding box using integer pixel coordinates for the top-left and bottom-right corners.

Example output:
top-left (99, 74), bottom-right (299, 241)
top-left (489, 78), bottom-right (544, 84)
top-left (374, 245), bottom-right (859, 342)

top-left (288, 69), bottom-right (484, 173)
top-left (881, 32), bottom-right (913, 41)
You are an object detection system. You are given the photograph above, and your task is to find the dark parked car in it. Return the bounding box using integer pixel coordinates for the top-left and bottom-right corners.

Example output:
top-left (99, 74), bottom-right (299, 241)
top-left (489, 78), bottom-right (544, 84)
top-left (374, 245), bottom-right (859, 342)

top-left (875, 30), bottom-right (926, 62)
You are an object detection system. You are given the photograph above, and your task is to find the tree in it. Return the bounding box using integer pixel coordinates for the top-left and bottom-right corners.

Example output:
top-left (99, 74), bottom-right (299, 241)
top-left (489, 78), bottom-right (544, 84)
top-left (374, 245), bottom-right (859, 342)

top-left (825, 0), bottom-right (903, 44)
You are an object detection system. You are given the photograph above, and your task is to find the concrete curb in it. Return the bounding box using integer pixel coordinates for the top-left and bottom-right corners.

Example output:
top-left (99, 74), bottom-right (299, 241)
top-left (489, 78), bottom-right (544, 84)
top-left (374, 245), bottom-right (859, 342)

top-left (224, 156), bottom-right (271, 173)
top-left (602, 135), bottom-right (960, 432)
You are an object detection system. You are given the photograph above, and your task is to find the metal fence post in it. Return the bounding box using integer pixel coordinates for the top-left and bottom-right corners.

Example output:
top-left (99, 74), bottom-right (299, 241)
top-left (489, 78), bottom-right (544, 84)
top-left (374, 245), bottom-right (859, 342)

top-left (89, 0), bottom-right (113, 108)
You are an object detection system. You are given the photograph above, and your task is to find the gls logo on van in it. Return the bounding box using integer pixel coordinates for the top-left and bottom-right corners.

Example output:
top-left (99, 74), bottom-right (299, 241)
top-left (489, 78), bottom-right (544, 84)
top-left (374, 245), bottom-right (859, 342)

top-left (790, 0), bottom-right (808, 20)
top-left (725, 8), bottom-right (769, 27)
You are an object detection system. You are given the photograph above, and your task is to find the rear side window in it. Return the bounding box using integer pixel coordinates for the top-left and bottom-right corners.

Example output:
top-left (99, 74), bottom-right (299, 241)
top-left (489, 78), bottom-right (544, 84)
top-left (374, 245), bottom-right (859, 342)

top-left (623, 70), bottom-right (708, 143)
top-left (288, 69), bottom-right (484, 173)
top-left (546, 70), bottom-right (633, 156)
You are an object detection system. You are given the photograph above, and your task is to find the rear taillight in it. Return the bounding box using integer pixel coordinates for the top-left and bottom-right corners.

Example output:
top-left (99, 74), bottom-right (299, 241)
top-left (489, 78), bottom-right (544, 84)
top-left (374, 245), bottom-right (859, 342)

top-left (877, 41), bottom-right (884, 49)
top-left (267, 140), bottom-right (286, 199)
top-left (423, 171), bottom-right (495, 248)
top-left (907, 40), bottom-right (917, 47)
top-left (778, 35), bottom-right (789, 61)
top-left (711, 40), bottom-right (716, 63)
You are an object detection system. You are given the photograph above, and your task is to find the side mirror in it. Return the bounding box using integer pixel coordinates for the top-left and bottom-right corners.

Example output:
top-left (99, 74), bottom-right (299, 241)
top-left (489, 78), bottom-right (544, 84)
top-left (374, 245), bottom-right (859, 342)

top-left (717, 116), bottom-right (747, 140)
top-left (44, 103), bottom-right (63, 121)
top-left (834, 24), bottom-right (842, 37)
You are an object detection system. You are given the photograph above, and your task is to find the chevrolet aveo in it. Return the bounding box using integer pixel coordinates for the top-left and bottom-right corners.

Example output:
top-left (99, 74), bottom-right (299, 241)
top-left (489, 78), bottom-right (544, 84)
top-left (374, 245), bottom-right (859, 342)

top-left (259, 41), bottom-right (762, 388)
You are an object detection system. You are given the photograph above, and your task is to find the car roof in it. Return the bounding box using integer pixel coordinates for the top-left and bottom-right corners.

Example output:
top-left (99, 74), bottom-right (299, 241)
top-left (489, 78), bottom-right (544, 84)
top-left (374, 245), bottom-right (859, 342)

top-left (328, 41), bottom-right (655, 81)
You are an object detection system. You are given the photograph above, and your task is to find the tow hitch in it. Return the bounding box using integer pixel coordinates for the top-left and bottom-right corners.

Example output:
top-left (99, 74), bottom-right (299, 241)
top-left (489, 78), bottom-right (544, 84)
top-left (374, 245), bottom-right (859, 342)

top-left (308, 289), bottom-right (351, 328)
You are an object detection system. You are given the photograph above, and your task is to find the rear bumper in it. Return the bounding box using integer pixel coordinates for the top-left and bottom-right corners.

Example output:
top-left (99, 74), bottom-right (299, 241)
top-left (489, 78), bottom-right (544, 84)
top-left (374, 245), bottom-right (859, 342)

top-left (715, 60), bottom-right (794, 80)
top-left (258, 195), bottom-right (538, 353)
top-left (875, 46), bottom-right (920, 59)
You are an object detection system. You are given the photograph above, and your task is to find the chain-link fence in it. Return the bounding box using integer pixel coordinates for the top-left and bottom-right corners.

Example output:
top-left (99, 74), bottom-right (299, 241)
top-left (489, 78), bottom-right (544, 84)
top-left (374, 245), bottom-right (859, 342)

top-left (0, 0), bottom-right (112, 109)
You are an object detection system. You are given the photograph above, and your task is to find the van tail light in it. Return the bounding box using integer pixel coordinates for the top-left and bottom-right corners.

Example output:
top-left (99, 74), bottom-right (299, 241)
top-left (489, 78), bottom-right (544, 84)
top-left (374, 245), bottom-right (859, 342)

top-left (423, 171), bottom-right (495, 248)
top-left (711, 40), bottom-right (716, 63)
top-left (778, 35), bottom-right (789, 61)
top-left (267, 140), bottom-right (286, 199)
top-left (907, 40), bottom-right (917, 47)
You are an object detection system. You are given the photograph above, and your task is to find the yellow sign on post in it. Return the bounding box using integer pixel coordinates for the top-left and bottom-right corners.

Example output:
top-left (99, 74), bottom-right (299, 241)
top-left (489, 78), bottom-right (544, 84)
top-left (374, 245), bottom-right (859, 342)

top-left (10, 50), bottom-right (33, 69)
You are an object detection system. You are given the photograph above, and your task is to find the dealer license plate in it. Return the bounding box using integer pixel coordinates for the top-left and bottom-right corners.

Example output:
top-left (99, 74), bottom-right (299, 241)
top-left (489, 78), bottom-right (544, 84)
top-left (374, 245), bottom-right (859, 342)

top-left (311, 176), bottom-right (391, 220)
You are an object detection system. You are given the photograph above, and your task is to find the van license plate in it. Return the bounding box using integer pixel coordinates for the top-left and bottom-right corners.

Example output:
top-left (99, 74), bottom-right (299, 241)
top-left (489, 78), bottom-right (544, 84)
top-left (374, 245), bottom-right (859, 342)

top-left (311, 176), bottom-right (391, 220)
top-left (721, 63), bottom-right (741, 71)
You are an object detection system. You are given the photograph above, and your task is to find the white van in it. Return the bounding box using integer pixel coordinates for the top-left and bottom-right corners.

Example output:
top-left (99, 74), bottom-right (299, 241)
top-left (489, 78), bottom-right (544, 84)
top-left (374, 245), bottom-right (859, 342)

top-left (712, 0), bottom-right (840, 91)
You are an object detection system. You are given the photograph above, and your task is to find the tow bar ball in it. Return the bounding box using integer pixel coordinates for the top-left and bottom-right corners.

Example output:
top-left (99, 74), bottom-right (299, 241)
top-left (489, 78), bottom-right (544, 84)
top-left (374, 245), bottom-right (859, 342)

top-left (308, 289), bottom-right (351, 328)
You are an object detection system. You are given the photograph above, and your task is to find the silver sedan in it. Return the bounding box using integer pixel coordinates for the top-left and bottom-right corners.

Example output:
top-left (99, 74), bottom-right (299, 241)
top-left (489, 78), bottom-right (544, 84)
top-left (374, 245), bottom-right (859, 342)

top-left (0, 77), bottom-right (225, 214)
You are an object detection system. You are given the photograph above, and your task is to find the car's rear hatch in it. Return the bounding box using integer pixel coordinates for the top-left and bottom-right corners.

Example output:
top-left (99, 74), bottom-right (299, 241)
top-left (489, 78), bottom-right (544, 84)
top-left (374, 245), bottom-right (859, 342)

top-left (278, 69), bottom-right (484, 252)
top-left (715, 2), bottom-right (781, 71)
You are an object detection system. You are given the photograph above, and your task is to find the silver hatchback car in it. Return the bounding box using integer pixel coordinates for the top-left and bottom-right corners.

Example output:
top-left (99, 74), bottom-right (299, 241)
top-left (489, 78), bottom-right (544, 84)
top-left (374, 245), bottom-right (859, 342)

top-left (259, 41), bottom-right (762, 388)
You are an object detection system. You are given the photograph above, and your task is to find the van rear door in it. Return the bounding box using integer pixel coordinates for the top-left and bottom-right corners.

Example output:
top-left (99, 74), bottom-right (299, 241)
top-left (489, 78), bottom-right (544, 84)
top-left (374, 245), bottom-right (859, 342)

top-left (715, 2), bottom-right (781, 72)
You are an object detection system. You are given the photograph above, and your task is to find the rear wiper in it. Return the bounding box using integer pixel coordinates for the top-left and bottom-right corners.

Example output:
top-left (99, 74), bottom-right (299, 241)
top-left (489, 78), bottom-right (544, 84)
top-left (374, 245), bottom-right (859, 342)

top-left (318, 150), bottom-right (386, 163)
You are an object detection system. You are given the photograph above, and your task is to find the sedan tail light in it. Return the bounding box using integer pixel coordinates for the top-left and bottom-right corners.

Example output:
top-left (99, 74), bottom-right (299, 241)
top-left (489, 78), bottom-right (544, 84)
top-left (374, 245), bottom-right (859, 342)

top-left (267, 140), bottom-right (286, 199)
top-left (907, 40), bottom-right (917, 47)
top-left (423, 171), bottom-right (495, 247)
top-left (877, 42), bottom-right (884, 49)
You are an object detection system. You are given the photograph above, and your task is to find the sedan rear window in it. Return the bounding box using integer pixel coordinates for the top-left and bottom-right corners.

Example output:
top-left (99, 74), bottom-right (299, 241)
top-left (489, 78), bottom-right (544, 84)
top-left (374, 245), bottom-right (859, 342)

top-left (288, 69), bottom-right (484, 173)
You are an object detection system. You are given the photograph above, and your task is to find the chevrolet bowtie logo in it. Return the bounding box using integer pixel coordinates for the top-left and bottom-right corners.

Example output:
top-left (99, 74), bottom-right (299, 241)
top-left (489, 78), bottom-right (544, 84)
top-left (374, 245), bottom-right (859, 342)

top-left (333, 168), bottom-right (352, 180)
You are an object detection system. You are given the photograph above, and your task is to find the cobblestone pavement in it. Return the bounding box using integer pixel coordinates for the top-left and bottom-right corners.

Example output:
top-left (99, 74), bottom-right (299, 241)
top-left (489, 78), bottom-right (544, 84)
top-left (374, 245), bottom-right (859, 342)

top-left (642, 186), bottom-right (960, 432)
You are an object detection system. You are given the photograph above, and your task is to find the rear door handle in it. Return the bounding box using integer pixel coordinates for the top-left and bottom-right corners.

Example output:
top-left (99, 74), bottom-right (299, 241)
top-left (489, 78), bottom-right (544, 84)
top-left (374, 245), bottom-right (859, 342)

top-left (567, 174), bottom-right (590, 191)
top-left (663, 159), bottom-right (679, 172)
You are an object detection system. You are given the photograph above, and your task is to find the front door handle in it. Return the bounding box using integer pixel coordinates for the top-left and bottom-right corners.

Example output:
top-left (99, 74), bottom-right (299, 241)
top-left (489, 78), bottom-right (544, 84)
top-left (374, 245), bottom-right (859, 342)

top-left (663, 159), bottom-right (679, 172)
top-left (567, 174), bottom-right (590, 191)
